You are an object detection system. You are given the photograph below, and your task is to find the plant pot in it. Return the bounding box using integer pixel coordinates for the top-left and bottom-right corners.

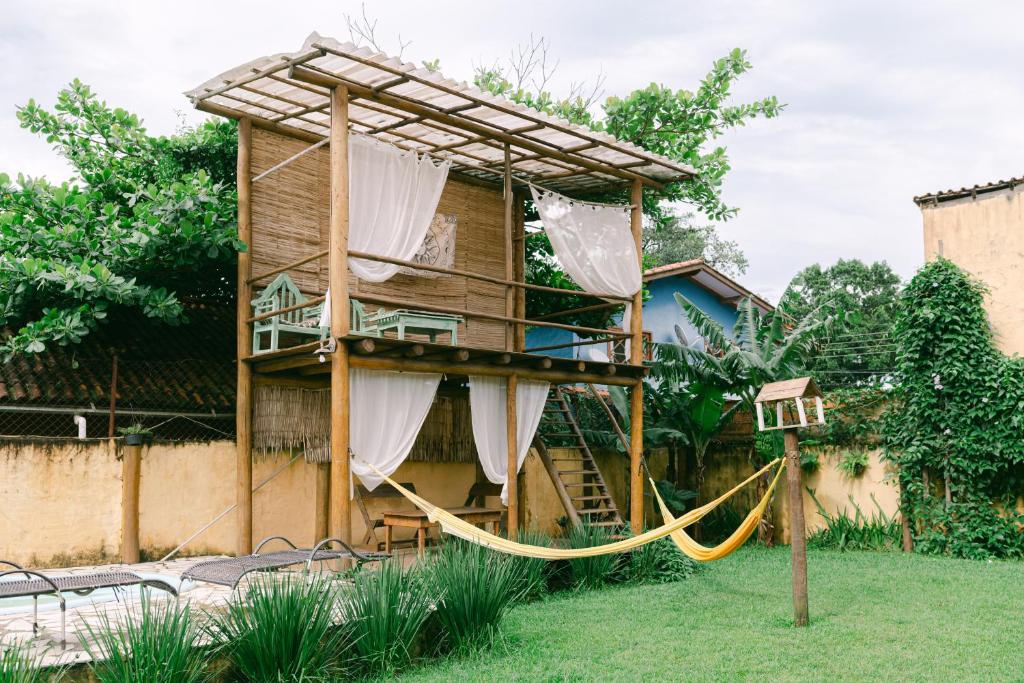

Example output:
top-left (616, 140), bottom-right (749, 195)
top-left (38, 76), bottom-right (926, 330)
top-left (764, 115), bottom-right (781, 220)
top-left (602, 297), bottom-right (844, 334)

top-left (124, 433), bottom-right (147, 446)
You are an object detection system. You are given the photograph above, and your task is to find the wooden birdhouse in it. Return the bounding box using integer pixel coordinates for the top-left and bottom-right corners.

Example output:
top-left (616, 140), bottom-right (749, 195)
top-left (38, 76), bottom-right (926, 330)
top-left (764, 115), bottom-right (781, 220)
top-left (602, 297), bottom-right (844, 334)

top-left (753, 377), bottom-right (825, 431)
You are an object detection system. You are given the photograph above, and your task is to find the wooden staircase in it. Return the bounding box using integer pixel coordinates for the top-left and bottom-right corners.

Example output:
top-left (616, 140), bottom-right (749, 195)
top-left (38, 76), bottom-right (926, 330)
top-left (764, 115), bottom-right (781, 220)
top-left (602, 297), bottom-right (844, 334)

top-left (533, 386), bottom-right (623, 528)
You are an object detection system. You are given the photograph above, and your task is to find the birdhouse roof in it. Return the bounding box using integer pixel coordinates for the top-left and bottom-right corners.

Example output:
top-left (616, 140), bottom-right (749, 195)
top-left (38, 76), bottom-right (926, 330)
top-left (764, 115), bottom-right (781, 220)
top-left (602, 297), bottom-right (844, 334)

top-left (753, 377), bottom-right (822, 403)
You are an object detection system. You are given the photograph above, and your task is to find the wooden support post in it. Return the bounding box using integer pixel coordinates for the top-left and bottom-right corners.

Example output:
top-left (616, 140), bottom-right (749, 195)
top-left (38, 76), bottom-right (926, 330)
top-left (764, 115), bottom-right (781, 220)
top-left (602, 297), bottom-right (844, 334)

top-left (235, 117), bottom-right (254, 556)
top-left (328, 85), bottom-right (352, 547)
top-left (503, 143), bottom-right (515, 351)
top-left (314, 462), bottom-right (330, 542)
top-left (898, 477), bottom-right (914, 552)
top-left (784, 429), bottom-right (809, 626)
top-left (506, 374), bottom-right (519, 539)
top-left (628, 179), bottom-right (644, 533)
top-left (121, 443), bottom-right (141, 564)
top-left (513, 192), bottom-right (526, 352)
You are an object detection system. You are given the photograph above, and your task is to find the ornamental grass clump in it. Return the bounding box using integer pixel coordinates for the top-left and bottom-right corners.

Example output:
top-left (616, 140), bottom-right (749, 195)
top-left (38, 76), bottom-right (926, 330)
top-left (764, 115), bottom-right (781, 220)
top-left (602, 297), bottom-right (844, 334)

top-left (424, 540), bottom-right (526, 653)
top-left (209, 575), bottom-right (349, 682)
top-left (806, 491), bottom-right (901, 552)
top-left (625, 535), bottom-right (699, 584)
top-left (339, 562), bottom-right (432, 676)
top-left (566, 524), bottom-right (618, 590)
top-left (0, 642), bottom-right (56, 683)
top-left (82, 596), bottom-right (209, 683)
top-left (507, 528), bottom-right (552, 600)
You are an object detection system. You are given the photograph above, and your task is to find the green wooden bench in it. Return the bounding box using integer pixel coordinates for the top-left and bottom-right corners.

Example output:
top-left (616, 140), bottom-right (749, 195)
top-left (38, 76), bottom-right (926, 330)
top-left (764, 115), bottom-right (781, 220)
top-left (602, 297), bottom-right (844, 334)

top-left (252, 275), bottom-right (380, 354)
top-left (252, 274), bottom-right (463, 353)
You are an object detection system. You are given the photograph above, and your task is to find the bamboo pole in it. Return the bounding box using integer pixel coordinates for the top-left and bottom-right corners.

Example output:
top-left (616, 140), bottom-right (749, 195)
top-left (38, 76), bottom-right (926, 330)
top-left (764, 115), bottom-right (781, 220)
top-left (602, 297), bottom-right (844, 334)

top-left (121, 442), bottom-right (141, 564)
top-left (236, 117), bottom-right (254, 556)
top-left (629, 179), bottom-right (644, 533)
top-left (513, 192), bottom-right (526, 352)
top-left (247, 249), bottom-right (328, 284)
top-left (504, 144), bottom-right (514, 352)
top-left (315, 462), bottom-right (330, 541)
top-left (353, 292), bottom-right (623, 337)
top-left (784, 429), bottom-right (809, 626)
top-left (328, 85), bottom-right (352, 548)
top-left (346, 249), bottom-right (631, 301)
top-left (506, 374), bottom-right (519, 539)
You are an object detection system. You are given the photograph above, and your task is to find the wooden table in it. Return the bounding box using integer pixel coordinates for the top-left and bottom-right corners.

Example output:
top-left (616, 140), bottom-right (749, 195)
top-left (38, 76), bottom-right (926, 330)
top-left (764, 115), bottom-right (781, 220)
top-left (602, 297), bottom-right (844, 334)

top-left (381, 506), bottom-right (503, 557)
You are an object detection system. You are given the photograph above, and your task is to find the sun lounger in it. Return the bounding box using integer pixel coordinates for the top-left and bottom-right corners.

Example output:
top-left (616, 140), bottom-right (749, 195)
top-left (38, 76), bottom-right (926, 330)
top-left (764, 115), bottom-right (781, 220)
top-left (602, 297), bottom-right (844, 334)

top-left (0, 561), bottom-right (178, 647)
top-left (180, 536), bottom-right (389, 590)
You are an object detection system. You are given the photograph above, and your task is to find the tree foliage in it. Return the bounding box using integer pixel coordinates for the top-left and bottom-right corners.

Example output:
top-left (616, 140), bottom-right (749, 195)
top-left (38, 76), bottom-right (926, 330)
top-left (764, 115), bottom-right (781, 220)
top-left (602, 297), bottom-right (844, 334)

top-left (882, 258), bottom-right (1024, 559)
top-left (781, 259), bottom-right (901, 387)
top-left (0, 81), bottom-right (242, 356)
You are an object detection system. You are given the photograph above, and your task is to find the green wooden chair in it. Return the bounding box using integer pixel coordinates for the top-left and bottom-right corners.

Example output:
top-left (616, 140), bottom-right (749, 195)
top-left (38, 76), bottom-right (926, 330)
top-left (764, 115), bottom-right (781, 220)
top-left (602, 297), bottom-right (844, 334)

top-left (251, 274), bottom-right (327, 354)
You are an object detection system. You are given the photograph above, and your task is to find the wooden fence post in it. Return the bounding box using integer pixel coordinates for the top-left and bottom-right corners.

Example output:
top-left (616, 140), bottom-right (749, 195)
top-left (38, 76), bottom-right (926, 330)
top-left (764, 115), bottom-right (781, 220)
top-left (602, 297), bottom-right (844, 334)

top-left (121, 443), bottom-right (141, 564)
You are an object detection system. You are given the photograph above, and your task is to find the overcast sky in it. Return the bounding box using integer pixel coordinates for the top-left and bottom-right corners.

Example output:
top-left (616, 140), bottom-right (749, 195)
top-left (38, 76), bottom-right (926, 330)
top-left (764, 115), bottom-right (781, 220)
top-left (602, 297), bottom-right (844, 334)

top-left (3, 1), bottom-right (1022, 301)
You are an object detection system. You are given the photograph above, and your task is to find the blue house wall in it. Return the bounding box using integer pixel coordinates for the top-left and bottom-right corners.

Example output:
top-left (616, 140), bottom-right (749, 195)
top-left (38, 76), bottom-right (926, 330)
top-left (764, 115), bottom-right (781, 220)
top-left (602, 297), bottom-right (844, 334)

top-left (524, 274), bottom-right (743, 358)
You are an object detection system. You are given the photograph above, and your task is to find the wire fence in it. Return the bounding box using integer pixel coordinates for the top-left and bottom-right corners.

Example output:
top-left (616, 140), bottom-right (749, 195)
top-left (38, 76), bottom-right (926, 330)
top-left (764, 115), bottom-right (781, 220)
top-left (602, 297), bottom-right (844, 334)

top-left (0, 357), bottom-right (235, 443)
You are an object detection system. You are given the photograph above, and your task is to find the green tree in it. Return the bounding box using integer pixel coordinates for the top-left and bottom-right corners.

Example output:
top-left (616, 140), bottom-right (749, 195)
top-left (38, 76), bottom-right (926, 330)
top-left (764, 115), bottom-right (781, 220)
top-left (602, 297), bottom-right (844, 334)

top-left (0, 81), bottom-right (242, 356)
top-left (781, 259), bottom-right (901, 387)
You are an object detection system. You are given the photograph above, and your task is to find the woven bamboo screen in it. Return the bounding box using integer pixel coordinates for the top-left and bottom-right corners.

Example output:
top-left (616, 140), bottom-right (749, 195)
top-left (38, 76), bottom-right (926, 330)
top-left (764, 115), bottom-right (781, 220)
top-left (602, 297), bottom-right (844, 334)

top-left (250, 128), bottom-right (507, 350)
top-left (253, 384), bottom-right (476, 464)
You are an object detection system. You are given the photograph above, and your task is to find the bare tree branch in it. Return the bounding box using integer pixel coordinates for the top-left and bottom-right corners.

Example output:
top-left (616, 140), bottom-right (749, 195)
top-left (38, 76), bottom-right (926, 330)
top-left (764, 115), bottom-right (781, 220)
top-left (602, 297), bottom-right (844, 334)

top-left (344, 3), bottom-right (411, 59)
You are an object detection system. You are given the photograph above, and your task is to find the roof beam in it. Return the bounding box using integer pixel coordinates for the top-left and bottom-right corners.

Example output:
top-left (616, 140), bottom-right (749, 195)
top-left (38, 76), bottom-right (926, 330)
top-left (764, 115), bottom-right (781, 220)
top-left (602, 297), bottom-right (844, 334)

top-left (289, 64), bottom-right (665, 189)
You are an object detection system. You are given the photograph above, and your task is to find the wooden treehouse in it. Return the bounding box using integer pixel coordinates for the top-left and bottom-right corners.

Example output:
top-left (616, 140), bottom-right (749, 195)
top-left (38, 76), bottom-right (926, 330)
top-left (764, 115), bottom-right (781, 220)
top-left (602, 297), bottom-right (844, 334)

top-left (187, 34), bottom-right (694, 554)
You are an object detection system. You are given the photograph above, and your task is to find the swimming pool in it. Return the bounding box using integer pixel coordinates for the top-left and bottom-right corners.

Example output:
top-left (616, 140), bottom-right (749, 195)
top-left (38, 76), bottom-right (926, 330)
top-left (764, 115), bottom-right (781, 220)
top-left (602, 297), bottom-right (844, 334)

top-left (0, 571), bottom-right (196, 615)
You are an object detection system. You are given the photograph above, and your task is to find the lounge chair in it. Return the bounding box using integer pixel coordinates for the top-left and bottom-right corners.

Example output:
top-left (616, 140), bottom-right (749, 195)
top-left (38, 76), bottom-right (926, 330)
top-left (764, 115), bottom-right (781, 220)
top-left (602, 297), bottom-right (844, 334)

top-left (180, 536), bottom-right (388, 590)
top-left (0, 560), bottom-right (178, 647)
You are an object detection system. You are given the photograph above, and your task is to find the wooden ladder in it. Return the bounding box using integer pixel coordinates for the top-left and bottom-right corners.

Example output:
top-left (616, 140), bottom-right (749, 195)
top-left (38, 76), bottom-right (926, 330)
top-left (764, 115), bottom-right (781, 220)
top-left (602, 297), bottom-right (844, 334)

top-left (533, 386), bottom-right (623, 528)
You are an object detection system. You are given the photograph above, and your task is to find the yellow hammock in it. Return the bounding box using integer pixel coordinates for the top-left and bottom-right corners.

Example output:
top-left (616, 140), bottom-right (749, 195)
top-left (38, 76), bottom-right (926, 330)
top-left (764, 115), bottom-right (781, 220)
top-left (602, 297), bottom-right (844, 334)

top-left (365, 457), bottom-right (784, 560)
top-left (651, 459), bottom-right (786, 561)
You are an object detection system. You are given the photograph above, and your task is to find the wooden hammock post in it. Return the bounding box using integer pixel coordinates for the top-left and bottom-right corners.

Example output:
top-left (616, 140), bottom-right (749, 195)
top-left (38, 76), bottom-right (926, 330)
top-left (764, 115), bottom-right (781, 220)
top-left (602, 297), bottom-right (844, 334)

top-left (754, 378), bottom-right (824, 628)
top-left (783, 429), bottom-right (809, 627)
top-left (328, 85), bottom-right (353, 547)
top-left (628, 179), bottom-right (644, 533)
top-left (235, 116), bottom-right (254, 555)
top-left (506, 374), bottom-right (519, 539)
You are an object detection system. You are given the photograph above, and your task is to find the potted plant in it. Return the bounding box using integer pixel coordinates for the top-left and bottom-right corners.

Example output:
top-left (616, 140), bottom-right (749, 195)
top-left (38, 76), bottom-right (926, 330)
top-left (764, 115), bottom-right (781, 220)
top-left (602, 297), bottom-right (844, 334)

top-left (119, 424), bottom-right (152, 446)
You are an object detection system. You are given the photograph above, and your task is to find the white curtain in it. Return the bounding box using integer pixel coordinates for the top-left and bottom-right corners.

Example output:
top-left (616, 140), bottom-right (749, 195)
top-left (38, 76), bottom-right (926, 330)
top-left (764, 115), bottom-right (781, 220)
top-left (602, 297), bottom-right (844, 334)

top-left (349, 368), bottom-right (441, 492)
top-left (320, 135), bottom-right (451, 328)
top-left (469, 376), bottom-right (550, 504)
top-left (529, 186), bottom-right (641, 347)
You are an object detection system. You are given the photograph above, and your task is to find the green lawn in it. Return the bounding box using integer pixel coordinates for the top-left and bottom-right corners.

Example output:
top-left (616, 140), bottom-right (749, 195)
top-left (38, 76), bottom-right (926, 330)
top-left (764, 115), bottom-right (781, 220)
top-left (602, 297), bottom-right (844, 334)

top-left (400, 547), bottom-right (1023, 682)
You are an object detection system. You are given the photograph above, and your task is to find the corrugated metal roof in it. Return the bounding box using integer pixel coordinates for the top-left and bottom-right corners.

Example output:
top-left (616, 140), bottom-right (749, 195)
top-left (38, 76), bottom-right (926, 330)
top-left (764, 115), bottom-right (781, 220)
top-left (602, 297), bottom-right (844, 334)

top-left (186, 33), bottom-right (695, 195)
top-left (913, 175), bottom-right (1024, 206)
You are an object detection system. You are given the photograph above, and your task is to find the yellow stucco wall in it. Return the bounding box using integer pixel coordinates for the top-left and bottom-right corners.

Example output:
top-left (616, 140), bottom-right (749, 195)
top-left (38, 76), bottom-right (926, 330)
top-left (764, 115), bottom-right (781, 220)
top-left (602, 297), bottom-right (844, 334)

top-left (0, 439), bottom-right (479, 567)
top-left (920, 185), bottom-right (1024, 355)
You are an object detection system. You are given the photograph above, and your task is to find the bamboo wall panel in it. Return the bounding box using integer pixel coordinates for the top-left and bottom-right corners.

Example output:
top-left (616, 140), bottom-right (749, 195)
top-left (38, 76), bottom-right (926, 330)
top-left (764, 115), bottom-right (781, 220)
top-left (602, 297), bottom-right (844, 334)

top-left (251, 129), bottom-right (508, 350)
top-left (251, 129), bottom-right (325, 294)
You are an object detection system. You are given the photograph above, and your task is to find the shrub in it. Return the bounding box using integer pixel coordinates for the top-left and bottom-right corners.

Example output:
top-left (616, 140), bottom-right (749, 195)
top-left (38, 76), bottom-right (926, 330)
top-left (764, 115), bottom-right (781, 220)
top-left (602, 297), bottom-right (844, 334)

top-left (566, 524), bottom-right (619, 590)
top-left (423, 540), bottom-right (526, 653)
top-left (0, 642), bottom-right (56, 683)
top-left (339, 561), bottom-right (432, 676)
top-left (800, 450), bottom-right (821, 474)
top-left (209, 575), bottom-right (347, 682)
top-left (838, 450), bottom-right (870, 478)
top-left (82, 596), bottom-right (209, 683)
top-left (624, 535), bottom-right (699, 584)
top-left (806, 490), bottom-right (901, 551)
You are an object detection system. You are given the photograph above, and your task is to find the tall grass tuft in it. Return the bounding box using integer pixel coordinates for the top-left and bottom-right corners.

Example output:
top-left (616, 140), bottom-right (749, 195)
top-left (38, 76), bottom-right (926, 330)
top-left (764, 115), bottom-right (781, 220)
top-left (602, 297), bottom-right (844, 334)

top-left (339, 561), bottom-right (432, 676)
top-left (82, 596), bottom-right (209, 683)
top-left (0, 642), bottom-right (56, 683)
top-left (807, 490), bottom-right (902, 551)
top-left (506, 528), bottom-right (551, 600)
top-left (209, 575), bottom-right (348, 682)
top-left (566, 524), bottom-right (618, 590)
top-left (625, 535), bottom-right (699, 584)
top-left (424, 540), bottom-right (526, 653)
